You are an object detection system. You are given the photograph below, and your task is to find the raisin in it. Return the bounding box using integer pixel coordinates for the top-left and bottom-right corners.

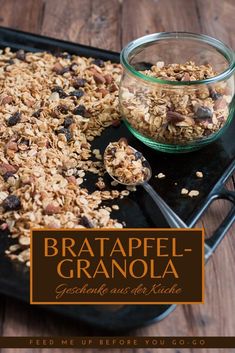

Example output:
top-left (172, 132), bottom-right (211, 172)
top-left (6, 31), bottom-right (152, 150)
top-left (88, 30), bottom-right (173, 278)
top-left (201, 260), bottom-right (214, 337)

top-left (54, 51), bottom-right (71, 60)
top-left (32, 109), bottom-right (42, 118)
top-left (209, 89), bottom-right (222, 101)
top-left (15, 49), bottom-right (26, 61)
top-left (135, 151), bottom-right (143, 160)
top-left (60, 66), bottom-right (70, 75)
top-left (69, 90), bottom-right (84, 98)
top-left (112, 119), bottom-right (121, 127)
top-left (73, 105), bottom-right (90, 117)
top-left (7, 112), bottom-right (21, 126)
top-left (195, 106), bottom-right (213, 119)
top-left (3, 172), bottom-right (15, 182)
top-left (0, 163), bottom-right (17, 175)
top-left (203, 129), bottom-right (212, 136)
top-left (57, 104), bottom-right (69, 114)
top-left (2, 195), bottom-right (21, 211)
top-left (19, 138), bottom-right (29, 146)
top-left (133, 61), bottom-right (153, 71)
top-left (91, 58), bottom-right (104, 68)
top-left (80, 215), bottom-right (93, 228)
top-left (72, 78), bottom-right (87, 88)
top-left (109, 83), bottom-right (118, 92)
top-left (64, 129), bottom-right (73, 142)
top-left (109, 147), bottom-right (116, 156)
top-left (56, 128), bottom-right (72, 142)
top-left (51, 86), bottom-right (68, 98)
top-left (63, 116), bottom-right (74, 128)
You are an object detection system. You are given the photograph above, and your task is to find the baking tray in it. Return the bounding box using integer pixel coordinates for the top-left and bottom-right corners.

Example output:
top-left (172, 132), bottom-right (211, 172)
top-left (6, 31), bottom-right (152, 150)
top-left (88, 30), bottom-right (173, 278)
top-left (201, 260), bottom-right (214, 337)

top-left (0, 26), bottom-right (234, 332)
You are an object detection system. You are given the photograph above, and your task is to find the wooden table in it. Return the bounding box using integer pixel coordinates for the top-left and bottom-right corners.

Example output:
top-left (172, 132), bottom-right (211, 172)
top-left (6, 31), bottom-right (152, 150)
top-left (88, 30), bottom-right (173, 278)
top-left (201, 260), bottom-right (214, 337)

top-left (0, 0), bottom-right (235, 352)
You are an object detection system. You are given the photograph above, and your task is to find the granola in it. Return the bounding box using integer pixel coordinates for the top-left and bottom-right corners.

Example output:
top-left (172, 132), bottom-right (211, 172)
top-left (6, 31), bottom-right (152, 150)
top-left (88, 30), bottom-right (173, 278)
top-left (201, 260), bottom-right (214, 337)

top-left (104, 139), bottom-right (150, 185)
top-left (181, 188), bottom-right (189, 195)
top-left (0, 47), bottom-right (123, 263)
top-left (155, 172), bottom-right (166, 179)
top-left (196, 171), bottom-right (203, 178)
top-left (188, 190), bottom-right (200, 197)
top-left (120, 61), bottom-right (232, 144)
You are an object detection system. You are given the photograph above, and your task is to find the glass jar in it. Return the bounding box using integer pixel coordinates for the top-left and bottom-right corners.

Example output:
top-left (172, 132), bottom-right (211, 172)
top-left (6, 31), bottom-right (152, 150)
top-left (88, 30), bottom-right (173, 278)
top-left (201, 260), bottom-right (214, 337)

top-left (119, 32), bottom-right (235, 153)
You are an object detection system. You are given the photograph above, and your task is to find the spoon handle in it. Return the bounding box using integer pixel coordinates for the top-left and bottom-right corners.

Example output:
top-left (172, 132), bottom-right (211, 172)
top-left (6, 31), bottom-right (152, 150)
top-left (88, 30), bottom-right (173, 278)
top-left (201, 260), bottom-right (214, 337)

top-left (142, 182), bottom-right (187, 228)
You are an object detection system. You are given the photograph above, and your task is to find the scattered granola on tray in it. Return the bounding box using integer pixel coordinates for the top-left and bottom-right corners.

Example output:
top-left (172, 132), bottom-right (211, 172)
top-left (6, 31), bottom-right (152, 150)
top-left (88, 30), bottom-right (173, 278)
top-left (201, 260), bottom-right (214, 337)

top-left (0, 47), bottom-right (123, 263)
top-left (120, 61), bottom-right (232, 144)
top-left (104, 138), bottom-right (150, 185)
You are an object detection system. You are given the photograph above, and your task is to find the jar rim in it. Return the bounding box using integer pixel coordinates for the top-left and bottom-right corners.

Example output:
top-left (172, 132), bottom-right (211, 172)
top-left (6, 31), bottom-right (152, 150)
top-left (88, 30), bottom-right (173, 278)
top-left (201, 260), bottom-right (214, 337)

top-left (120, 32), bottom-right (235, 86)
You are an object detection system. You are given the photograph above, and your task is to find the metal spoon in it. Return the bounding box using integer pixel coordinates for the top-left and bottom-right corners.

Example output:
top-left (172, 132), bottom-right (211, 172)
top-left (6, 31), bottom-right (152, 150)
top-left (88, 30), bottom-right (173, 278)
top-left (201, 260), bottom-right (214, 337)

top-left (104, 143), bottom-right (187, 228)
top-left (104, 142), bottom-right (212, 260)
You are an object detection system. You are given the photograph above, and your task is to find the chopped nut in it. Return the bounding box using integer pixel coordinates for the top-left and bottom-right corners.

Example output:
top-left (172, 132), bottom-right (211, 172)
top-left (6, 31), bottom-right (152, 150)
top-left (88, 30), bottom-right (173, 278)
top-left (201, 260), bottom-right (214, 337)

top-left (109, 83), bottom-right (118, 92)
top-left (16, 49), bottom-right (26, 61)
top-left (104, 74), bottom-right (113, 84)
top-left (97, 88), bottom-right (109, 97)
top-left (66, 176), bottom-right (77, 185)
top-left (80, 216), bottom-right (93, 228)
top-left (53, 62), bottom-right (64, 73)
top-left (7, 112), bottom-right (21, 127)
top-left (2, 195), bottom-right (21, 211)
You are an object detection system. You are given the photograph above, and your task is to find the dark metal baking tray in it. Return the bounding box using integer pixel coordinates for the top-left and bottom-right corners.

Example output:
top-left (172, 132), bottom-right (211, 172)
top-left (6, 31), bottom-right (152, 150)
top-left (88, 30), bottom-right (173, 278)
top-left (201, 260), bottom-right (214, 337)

top-left (0, 26), bottom-right (234, 332)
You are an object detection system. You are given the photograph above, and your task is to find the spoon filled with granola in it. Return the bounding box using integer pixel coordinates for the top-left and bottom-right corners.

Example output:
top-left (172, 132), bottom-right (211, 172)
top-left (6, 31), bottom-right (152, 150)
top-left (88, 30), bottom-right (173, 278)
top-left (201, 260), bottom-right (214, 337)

top-left (104, 138), bottom-right (187, 228)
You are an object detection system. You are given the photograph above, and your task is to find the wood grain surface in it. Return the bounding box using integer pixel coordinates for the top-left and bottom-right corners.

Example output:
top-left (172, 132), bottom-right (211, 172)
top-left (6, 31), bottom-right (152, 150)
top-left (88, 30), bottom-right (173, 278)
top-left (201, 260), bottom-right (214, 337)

top-left (0, 0), bottom-right (234, 352)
